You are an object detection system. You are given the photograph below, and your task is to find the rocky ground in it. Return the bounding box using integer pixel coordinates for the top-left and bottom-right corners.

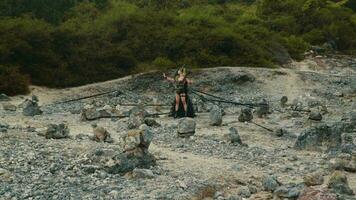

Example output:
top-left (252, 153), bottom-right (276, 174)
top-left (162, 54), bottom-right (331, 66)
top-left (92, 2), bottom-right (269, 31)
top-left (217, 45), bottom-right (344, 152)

top-left (0, 55), bottom-right (355, 200)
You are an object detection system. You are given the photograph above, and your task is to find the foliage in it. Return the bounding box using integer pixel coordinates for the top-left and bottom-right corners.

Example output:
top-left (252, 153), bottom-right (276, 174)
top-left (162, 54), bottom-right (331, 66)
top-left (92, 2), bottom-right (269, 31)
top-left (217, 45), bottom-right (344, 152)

top-left (0, 0), bottom-right (355, 95)
top-left (0, 65), bottom-right (30, 95)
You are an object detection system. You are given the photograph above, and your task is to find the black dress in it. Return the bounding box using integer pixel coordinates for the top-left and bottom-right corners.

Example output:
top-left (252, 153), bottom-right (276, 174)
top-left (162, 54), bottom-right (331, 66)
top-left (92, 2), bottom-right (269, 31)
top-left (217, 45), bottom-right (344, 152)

top-left (169, 78), bottom-right (195, 118)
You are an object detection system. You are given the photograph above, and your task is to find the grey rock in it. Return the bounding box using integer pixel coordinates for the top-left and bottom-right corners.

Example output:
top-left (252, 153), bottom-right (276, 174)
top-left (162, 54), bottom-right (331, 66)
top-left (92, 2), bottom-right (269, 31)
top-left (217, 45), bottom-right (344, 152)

top-left (275, 128), bottom-right (288, 137)
top-left (0, 93), bottom-right (10, 101)
top-left (45, 123), bottom-right (70, 139)
top-left (280, 96), bottom-right (288, 107)
top-left (22, 99), bottom-right (42, 116)
top-left (81, 107), bottom-right (111, 121)
top-left (256, 99), bottom-right (269, 118)
top-left (237, 186), bottom-right (251, 198)
top-left (92, 125), bottom-right (113, 143)
top-left (177, 118), bottom-right (196, 137)
top-left (128, 107), bottom-right (148, 129)
top-left (132, 168), bottom-right (155, 179)
top-left (274, 184), bottom-right (303, 199)
top-left (294, 123), bottom-right (343, 151)
top-left (228, 127), bottom-right (242, 144)
top-left (304, 171), bottom-right (324, 186)
top-left (309, 111), bottom-right (323, 121)
top-left (238, 107), bottom-right (253, 122)
top-left (105, 152), bottom-right (156, 175)
top-left (262, 175), bottom-right (280, 192)
top-left (328, 171), bottom-right (354, 195)
top-left (209, 105), bottom-right (223, 126)
top-left (2, 103), bottom-right (16, 111)
top-left (144, 118), bottom-right (161, 127)
top-left (0, 122), bottom-right (9, 133)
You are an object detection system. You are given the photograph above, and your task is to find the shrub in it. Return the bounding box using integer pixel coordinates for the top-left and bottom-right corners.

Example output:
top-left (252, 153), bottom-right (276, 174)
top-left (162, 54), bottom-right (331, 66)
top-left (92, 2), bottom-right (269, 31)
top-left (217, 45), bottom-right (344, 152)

top-left (0, 65), bottom-right (30, 96)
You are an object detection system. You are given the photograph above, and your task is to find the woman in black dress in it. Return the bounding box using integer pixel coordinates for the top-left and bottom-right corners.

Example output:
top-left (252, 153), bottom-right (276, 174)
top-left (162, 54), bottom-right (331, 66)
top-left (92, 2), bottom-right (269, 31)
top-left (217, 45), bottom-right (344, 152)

top-left (163, 67), bottom-right (195, 118)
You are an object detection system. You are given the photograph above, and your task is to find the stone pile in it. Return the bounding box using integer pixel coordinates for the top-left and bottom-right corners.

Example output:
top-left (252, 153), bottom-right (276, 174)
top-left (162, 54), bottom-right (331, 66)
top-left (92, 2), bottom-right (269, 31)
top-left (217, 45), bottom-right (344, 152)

top-left (22, 96), bottom-right (42, 116)
top-left (104, 126), bottom-right (156, 174)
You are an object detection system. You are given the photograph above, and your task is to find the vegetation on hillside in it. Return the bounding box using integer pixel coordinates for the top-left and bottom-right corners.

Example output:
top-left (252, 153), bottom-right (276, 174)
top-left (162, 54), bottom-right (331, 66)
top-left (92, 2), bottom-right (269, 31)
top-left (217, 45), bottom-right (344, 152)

top-left (0, 0), bottom-right (355, 95)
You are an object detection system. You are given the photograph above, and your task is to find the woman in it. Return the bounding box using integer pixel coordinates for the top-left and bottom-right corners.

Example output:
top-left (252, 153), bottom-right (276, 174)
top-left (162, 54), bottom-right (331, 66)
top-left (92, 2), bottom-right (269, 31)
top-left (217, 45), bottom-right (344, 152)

top-left (163, 67), bottom-right (195, 118)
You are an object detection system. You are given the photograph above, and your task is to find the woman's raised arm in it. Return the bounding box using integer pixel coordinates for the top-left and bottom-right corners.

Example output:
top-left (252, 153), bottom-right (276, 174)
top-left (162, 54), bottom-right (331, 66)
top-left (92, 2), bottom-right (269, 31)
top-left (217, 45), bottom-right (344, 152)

top-left (163, 73), bottom-right (175, 82)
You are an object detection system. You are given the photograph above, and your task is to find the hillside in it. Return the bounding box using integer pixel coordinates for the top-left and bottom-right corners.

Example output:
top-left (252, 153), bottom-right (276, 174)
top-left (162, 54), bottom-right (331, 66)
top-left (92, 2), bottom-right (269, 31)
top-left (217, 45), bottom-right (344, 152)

top-left (0, 55), bottom-right (355, 199)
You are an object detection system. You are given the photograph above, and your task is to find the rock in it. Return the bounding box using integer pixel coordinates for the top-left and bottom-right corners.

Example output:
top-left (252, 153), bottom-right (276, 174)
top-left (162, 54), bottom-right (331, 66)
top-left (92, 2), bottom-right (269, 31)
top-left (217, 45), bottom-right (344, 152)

top-left (256, 99), bottom-right (269, 118)
top-left (128, 107), bottom-right (148, 129)
top-left (275, 128), bottom-right (288, 137)
top-left (237, 186), bottom-right (251, 198)
top-left (238, 108), bottom-right (253, 122)
top-left (344, 154), bottom-right (356, 172)
top-left (81, 107), bottom-right (111, 121)
top-left (0, 122), bottom-right (9, 133)
top-left (327, 171), bottom-right (354, 195)
top-left (298, 187), bottom-right (337, 200)
top-left (92, 124), bottom-right (113, 143)
top-left (132, 168), bottom-right (155, 179)
top-left (304, 171), bottom-right (324, 186)
top-left (31, 95), bottom-right (39, 102)
top-left (2, 103), bottom-right (16, 111)
top-left (309, 111), bottom-right (323, 121)
top-left (45, 123), bottom-right (70, 139)
top-left (144, 118), bottom-right (161, 127)
top-left (274, 184), bottom-right (303, 199)
top-left (105, 151), bottom-right (156, 175)
top-left (0, 93), bottom-right (10, 101)
top-left (108, 190), bottom-right (120, 199)
top-left (280, 96), bottom-right (288, 107)
top-left (124, 129), bottom-right (153, 155)
top-left (228, 127), bottom-right (242, 144)
top-left (177, 118), bottom-right (196, 137)
top-left (209, 105), bottom-right (223, 126)
top-left (294, 124), bottom-right (343, 151)
top-left (262, 175), bottom-right (281, 192)
top-left (0, 168), bottom-right (12, 182)
top-left (22, 99), bottom-right (42, 116)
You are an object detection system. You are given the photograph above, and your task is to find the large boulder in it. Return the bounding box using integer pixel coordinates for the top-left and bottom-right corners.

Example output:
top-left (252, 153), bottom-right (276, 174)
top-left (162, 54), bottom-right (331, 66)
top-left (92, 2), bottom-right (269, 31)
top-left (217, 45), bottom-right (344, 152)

top-left (209, 105), bottom-right (223, 126)
top-left (45, 123), bottom-right (70, 139)
top-left (238, 108), bottom-right (253, 122)
top-left (22, 99), bottom-right (42, 116)
top-left (177, 118), bottom-right (196, 137)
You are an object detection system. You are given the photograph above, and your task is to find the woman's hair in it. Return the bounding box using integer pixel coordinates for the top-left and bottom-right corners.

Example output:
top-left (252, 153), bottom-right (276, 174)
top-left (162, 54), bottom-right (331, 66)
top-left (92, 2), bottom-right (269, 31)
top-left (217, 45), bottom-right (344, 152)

top-left (175, 67), bottom-right (187, 78)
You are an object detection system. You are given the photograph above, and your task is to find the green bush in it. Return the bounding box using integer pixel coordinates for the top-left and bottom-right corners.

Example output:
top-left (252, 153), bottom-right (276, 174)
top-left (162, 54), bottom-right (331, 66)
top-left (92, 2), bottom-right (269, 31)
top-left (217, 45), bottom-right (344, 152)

top-left (0, 0), bottom-right (355, 95)
top-left (0, 65), bottom-right (30, 96)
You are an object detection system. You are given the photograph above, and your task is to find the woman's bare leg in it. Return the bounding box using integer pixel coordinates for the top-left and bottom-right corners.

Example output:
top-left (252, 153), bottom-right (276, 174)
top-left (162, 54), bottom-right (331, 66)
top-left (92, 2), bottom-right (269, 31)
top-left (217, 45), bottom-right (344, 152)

top-left (175, 93), bottom-right (180, 112)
